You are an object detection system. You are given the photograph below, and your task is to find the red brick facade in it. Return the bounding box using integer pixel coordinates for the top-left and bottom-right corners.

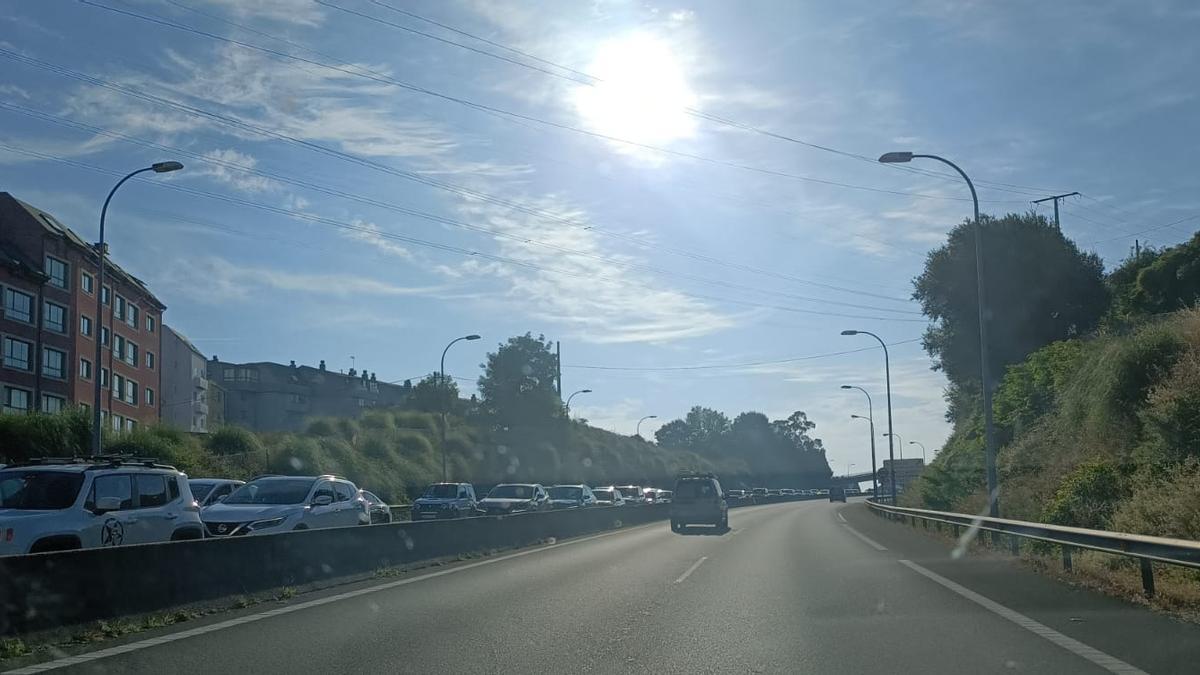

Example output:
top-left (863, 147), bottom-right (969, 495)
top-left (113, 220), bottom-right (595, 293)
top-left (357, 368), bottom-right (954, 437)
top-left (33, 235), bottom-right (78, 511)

top-left (0, 192), bottom-right (164, 429)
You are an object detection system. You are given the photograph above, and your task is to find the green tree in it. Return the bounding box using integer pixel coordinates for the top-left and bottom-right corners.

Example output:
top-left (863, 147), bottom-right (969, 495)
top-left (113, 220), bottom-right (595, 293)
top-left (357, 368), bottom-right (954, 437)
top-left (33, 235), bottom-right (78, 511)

top-left (477, 333), bottom-right (561, 428)
top-left (1127, 233), bottom-right (1200, 316)
top-left (406, 372), bottom-right (459, 414)
top-left (914, 212), bottom-right (1108, 399)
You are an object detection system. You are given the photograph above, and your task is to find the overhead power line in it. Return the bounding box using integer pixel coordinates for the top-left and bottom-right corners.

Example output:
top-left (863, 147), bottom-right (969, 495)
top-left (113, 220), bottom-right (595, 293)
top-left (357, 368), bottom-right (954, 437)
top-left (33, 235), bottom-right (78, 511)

top-left (0, 141), bottom-right (930, 325)
top-left (564, 338), bottom-right (923, 371)
top-left (345, 0), bottom-right (1064, 197)
top-left (74, 0), bottom-right (1028, 205)
top-left (1089, 212), bottom-right (1200, 246)
top-left (0, 48), bottom-right (919, 305)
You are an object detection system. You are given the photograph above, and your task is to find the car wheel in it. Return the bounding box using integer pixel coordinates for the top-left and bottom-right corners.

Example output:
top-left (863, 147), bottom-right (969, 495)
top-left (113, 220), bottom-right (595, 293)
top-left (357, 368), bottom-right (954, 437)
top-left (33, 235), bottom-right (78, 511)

top-left (670, 520), bottom-right (680, 531)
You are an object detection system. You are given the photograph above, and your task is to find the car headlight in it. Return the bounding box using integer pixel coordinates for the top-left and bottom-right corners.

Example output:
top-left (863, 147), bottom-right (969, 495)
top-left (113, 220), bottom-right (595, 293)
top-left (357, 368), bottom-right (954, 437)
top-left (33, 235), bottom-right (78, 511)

top-left (248, 517), bottom-right (287, 530)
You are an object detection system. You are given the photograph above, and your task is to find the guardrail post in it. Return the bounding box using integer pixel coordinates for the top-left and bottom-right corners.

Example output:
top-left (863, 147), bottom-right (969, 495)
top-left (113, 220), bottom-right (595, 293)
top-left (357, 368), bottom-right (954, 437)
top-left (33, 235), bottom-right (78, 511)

top-left (952, 524), bottom-right (961, 538)
top-left (1010, 535), bottom-right (1019, 556)
top-left (1140, 559), bottom-right (1156, 599)
top-left (1062, 545), bottom-right (1072, 572)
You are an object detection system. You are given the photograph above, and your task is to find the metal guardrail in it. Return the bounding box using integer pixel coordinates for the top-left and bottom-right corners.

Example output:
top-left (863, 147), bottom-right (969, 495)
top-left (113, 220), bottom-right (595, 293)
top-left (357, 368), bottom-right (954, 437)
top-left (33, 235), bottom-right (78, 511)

top-left (867, 500), bottom-right (1200, 598)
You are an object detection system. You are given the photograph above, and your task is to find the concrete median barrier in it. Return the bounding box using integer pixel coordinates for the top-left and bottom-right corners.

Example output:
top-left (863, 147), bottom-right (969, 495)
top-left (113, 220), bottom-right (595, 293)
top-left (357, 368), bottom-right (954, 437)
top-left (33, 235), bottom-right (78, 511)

top-left (0, 504), bottom-right (669, 636)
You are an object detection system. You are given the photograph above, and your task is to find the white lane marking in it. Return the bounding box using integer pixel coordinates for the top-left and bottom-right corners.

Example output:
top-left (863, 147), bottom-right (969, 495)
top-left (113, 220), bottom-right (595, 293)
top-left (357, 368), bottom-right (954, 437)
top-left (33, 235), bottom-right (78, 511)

top-left (841, 523), bottom-right (888, 551)
top-left (674, 556), bottom-right (708, 584)
top-left (898, 560), bottom-right (1147, 675)
top-left (3, 521), bottom-right (664, 675)
top-left (836, 511), bottom-right (847, 523)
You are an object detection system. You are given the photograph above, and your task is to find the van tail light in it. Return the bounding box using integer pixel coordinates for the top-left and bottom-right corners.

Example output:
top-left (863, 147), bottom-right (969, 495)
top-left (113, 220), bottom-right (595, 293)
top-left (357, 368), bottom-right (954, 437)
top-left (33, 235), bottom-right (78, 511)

top-left (4, 528), bottom-right (13, 542)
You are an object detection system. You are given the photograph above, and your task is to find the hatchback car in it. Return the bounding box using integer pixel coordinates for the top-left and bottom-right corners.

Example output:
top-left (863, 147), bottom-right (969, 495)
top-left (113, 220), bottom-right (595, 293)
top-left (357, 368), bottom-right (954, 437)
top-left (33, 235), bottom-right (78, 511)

top-left (0, 457), bottom-right (203, 555)
top-left (548, 484), bottom-right (597, 509)
top-left (201, 475), bottom-right (368, 537)
top-left (477, 484), bottom-right (550, 515)
top-left (591, 487), bottom-right (626, 507)
top-left (670, 473), bottom-right (728, 531)
top-left (614, 485), bottom-right (644, 505)
top-left (411, 482), bottom-right (477, 520)
top-left (360, 490), bottom-right (393, 524)
top-left (189, 478), bottom-right (246, 508)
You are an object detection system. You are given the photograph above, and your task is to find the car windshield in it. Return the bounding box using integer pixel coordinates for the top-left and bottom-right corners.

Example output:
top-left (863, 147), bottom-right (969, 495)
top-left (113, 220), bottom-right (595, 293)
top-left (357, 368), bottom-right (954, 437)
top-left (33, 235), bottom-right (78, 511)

top-left (0, 471), bottom-right (84, 510)
top-left (548, 487), bottom-right (582, 500)
top-left (422, 484), bottom-right (458, 499)
top-left (188, 482), bottom-right (215, 501)
top-left (488, 485), bottom-right (533, 499)
top-left (615, 487), bottom-right (640, 499)
top-left (224, 479), bottom-right (315, 505)
top-left (362, 492), bottom-right (381, 504)
top-left (593, 490), bottom-right (615, 501)
top-left (675, 481), bottom-right (716, 499)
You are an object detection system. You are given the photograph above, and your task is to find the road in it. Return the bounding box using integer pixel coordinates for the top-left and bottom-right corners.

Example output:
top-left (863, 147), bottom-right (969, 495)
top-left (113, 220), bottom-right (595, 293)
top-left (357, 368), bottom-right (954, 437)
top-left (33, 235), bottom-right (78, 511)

top-left (9, 500), bottom-right (1199, 674)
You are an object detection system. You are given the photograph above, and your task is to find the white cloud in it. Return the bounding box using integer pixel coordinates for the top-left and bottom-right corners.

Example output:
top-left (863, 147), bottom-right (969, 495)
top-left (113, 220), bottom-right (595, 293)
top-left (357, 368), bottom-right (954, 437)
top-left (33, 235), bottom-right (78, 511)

top-left (190, 0), bottom-right (325, 27)
top-left (448, 193), bottom-right (738, 344)
top-left (197, 148), bottom-right (280, 193)
top-left (158, 256), bottom-right (445, 303)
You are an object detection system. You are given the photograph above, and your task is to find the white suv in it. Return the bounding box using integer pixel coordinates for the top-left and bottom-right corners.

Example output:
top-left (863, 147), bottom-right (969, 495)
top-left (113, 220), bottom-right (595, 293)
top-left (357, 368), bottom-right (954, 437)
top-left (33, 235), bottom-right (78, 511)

top-left (0, 457), bottom-right (204, 556)
top-left (200, 475), bottom-right (369, 537)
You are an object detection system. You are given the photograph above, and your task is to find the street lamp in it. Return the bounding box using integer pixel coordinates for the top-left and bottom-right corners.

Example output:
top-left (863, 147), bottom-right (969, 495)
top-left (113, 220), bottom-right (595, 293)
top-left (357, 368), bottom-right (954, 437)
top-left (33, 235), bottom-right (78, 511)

top-left (841, 330), bottom-right (896, 504)
top-left (565, 389), bottom-right (592, 416)
top-left (880, 150), bottom-right (997, 517)
top-left (92, 161), bottom-right (183, 455)
top-left (909, 440), bottom-right (927, 465)
top-left (635, 414), bottom-right (657, 438)
top-left (846, 461), bottom-right (855, 477)
top-left (440, 334), bottom-right (481, 481)
top-left (841, 385), bottom-right (878, 497)
top-left (883, 432), bottom-right (904, 460)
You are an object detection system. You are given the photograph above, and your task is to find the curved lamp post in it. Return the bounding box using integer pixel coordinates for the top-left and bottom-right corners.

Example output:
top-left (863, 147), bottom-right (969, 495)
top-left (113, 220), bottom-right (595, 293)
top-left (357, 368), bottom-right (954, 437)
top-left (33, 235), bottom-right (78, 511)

top-left (636, 414), bottom-right (657, 438)
top-left (841, 385), bottom-right (878, 496)
top-left (92, 161), bottom-right (183, 454)
top-left (440, 334), bottom-right (480, 481)
top-left (841, 330), bottom-right (896, 503)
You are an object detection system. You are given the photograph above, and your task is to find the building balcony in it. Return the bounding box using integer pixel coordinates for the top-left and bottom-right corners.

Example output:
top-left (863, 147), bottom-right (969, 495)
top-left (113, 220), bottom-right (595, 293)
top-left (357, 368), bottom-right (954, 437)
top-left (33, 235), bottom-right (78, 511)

top-left (193, 375), bottom-right (209, 389)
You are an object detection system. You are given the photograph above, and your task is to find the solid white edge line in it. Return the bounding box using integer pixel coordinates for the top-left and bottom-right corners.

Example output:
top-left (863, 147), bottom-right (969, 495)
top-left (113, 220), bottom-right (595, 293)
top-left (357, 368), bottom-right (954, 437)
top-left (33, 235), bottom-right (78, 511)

top-left (837, 511), bottom-right (847, 523)
top-left (897, 559), bottom-right (1147, 675)
top-left (2, 520), bottom-right (665, 675)
top-left (841, 523), bottom-right (888, 551)
top-left (674, 556), bottom-right (708, 584)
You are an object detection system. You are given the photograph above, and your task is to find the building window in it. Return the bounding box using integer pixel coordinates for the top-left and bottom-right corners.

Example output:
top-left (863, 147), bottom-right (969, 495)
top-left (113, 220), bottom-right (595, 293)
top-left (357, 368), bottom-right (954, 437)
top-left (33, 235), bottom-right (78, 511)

top-left (226, 368), bottom-right (260, 382)
top-left (146, 315), bottom-right (156, 333)
top-left (42, 347), bottom-right (66, 379)
top-left (223, 368), bottom-right (234, 381)
top-left (115, 295), bottom-right (126, 321)
top-left (41, 394), bottom-right (65, 413)
top-left (101, 367), bottom-right (109, 388)
top-left (101, 286), bottom-right (110, 306)
top-left (43, 302), bottom-right (66, 333)
top-left (125, 304), bottom-right (138, 328)
top-left (111, 414), bottom-right (122, 431)
top-left (125, 418), bottom-right (136, 432)
top-left (44, 256), bottom-right (68, 289)
top-left (80, 314), bottom-right (93, 337)
top-left (114, 334), bottom-right (125, 357)
top-left (3, 337), bottom-right (32, 371)
top-left (125, 379), bottom-right (137, 406)
top-left (4, 387), bottom-right (30, 414)
top-left (145, 387), bottom-right (155, 406)
top-left (125, 341), bottom-right (138, 366)
top-left (81, 271), bottom-right (94, 294)
top-left (80, 357), bottom-right (93, 379)
top-left (100, 326), bottom-right (110, 346)
top-left (4, 288), bottom-right (33, 323)
top-left (146, 351), bottom-right (155, 369)
top-left (112, 373), bottom-right (123, 398)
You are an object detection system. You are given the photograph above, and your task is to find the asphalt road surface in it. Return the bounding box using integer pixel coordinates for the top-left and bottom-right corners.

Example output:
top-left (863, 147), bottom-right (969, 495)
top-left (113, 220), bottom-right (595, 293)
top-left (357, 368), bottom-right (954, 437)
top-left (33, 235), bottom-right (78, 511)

top-left (10, 500), bottom-right (1200, 674)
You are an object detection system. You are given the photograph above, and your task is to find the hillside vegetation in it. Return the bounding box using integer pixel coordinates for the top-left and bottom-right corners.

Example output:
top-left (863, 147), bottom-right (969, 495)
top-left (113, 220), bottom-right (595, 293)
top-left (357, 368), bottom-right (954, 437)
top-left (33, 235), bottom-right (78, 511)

top-left (906, 224), bottom-right (1200, 540)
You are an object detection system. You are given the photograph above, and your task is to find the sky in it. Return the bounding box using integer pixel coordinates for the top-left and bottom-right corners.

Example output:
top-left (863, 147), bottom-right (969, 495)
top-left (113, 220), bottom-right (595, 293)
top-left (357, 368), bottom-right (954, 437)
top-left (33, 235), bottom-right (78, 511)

top-left (2, 0), bottom-right (1198, 477)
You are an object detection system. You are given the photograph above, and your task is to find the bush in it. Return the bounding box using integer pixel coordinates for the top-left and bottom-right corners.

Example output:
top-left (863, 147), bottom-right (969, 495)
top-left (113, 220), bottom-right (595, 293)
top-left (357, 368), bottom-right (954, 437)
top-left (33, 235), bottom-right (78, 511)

top-left (205, 426), bottom-right (263, 457)
top-left (0, 408), bottom-right (90, 462)
top-left (1041, 462), bottom-right (1130, 529)
top-left (1137, 350), bottom-right (1200, 466)
top-left (1112, 459), bottom-right (1200, 539)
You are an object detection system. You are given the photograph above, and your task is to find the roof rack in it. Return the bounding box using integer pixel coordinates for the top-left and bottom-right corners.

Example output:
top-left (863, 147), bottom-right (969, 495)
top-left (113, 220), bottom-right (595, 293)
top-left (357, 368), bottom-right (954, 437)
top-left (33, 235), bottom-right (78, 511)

top-left (11, 455), bottom-right (179, 471)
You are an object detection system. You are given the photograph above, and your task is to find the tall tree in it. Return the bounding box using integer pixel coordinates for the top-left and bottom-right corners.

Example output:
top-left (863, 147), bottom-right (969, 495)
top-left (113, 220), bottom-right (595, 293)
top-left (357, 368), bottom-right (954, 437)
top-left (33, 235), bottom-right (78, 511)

top-left (406, 372), bottom-right (459, 414)
top-left (914, 212), bottom-right (1108, 396)
top-left (477, 333), bottom-right (562, 428)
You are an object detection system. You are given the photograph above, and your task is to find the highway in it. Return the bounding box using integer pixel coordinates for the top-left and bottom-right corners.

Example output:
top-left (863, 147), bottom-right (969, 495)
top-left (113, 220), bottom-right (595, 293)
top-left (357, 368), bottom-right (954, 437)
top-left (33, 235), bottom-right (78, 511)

top-left (10, 500), bottom-right (1199, 674)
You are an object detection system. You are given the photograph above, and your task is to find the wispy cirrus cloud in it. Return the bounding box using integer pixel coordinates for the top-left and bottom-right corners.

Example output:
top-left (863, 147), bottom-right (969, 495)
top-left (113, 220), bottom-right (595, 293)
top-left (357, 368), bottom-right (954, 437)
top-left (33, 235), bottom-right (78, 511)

top-left (158, 256), bottom-right (446, 304)
top-left (189, 0), bottom-right (326, 27)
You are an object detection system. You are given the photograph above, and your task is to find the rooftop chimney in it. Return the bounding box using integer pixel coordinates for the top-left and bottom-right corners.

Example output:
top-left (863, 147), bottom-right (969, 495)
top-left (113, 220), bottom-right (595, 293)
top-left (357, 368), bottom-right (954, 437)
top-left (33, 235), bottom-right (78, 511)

top-left (319, 360), bottom-right (326, 371)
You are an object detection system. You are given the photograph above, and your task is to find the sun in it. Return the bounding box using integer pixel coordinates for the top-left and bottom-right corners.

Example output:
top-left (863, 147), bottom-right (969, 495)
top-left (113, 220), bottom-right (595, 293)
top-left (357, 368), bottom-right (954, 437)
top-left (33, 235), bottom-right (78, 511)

top-left (573, 32), bottom-right (698, 150)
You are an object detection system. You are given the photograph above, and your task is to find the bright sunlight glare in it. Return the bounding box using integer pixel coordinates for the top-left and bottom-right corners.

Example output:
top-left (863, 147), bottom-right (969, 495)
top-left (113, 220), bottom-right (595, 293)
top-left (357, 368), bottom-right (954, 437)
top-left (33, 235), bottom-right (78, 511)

top-left (573, 32), bottom-right (698, 151)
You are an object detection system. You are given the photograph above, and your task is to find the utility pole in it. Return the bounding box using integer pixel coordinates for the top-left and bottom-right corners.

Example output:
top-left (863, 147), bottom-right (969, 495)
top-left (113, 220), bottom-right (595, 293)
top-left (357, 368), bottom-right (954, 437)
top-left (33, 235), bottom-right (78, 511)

top-left (1032, 192), bottom-right (1079, 231)
top-left (555, 341), bottom-right (562, 398)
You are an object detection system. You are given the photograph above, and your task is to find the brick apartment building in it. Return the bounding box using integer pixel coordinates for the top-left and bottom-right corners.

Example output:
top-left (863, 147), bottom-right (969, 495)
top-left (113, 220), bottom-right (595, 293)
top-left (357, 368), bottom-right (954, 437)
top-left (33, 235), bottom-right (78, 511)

top-left (207, 358), bottom-right (411, 432)
top-left (0, 192), bottom-right (164, 430)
